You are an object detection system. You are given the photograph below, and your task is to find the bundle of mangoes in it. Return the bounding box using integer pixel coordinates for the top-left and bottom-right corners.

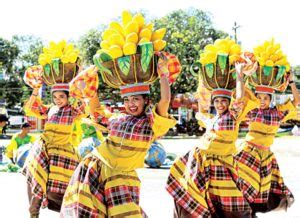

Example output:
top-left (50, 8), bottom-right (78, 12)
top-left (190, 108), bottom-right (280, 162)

top-left (253, 38), bottom-right (290, 71)
top-left (38, 40), bottom-right (80, 66)
top-left (98, 10), bottom-right (167, 59)
top-left (199, 37), bottom-right (242, 66)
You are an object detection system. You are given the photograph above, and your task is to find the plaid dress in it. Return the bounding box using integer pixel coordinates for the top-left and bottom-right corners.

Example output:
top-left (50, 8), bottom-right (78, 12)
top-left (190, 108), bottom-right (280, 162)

top-left (235, 100), bottom-right (297, 214)
top-left (166, 90), bottom-right (259, 217)
top-left (23, 97), bottom-right (85, 209)
top-left (61, 106), bottom-right (176, 217)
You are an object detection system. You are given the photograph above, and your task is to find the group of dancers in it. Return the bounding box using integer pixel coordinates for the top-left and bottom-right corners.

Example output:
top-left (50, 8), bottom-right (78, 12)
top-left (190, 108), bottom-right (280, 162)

top-left (18, 14), bottom-right (299, 218)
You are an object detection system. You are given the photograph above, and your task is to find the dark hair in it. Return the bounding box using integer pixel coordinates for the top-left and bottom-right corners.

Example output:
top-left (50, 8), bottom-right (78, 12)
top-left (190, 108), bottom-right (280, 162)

top-left (255, 93), bottom-right (272, 100)
top-left (0, 114), bottom-right (9, 122)
top-left (21, 122), bottom-right (31, 128)
top-left (52, 90), bottom-right (69, 98)
top-left (212, 96), bottom-right (231, 104)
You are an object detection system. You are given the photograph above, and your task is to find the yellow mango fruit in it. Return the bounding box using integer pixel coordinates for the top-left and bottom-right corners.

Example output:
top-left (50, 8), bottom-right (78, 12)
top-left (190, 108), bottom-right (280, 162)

top-left (102, 28), bottom-right (118, 40)
top-left (100, 40), bottom-right (110, 50)
top-left (153, 39), bottom-right (166, 51)
top-left (132, 13), bottom-right (145, 30)
top-left (68, 52), bottom-right (78, 63)
top-left (64, 44), bottom-right (74, 53)
top-left (275, 58), bottom-right (287, 65)
top-left (206, 51), bottom-right (217, 63)
top-left (126, 32), bottom-right (139, 44)
top-left (61, 55), bottom-right (70, 64)
top-left (265, 60), bottom-right (274, 66)
top-left (58, 40), bottom-right (67, 50)
top-left (109, 21), bottom-right (125, 36)
top-left (200, 57), bottom-right (208, 65)
top-left (108, 34), bottom-right (125, 47)
top-left (204, 44), bottom-right (217, 53)
top-left (38, 54), bottom-right (48, 65)
top-left (229, 44), bottom-right (241, 55)
top-left (122, 10), bottom-right (132, 27)
top-left (144, 23), bottom-right (154, 31)
top-left (229, 54), bottom-right (239, 65)
top-left (270, 54), bottom-right (279, 62)
top-left (138, 37), bottom-right (150, 44)
top-left (125, 21), bottom-right (139, 35)
top-left (123, 42), bottom-right (137, 55)
top-left (109, 45), bottom-right (123, 59)
top-left (139, 28), bottom-right (152, 40)
top-left (151, 28), bottom-right (166, 41)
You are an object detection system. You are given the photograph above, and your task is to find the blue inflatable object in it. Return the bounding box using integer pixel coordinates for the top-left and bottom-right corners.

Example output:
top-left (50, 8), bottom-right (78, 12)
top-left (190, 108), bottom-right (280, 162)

top-left (145, 141), bottom-right (166, 168)
top-left (16, 144), bottom-right (31, 168)
top-left (78, 137), bottom-right (101, 158)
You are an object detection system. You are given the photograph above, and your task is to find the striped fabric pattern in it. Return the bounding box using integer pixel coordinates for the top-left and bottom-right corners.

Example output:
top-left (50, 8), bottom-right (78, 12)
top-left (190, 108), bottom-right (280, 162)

top-left (61, 155), bottom-right (143, 218)
top-left (235, 143), bottom-right (294, 212)
top-left (207, 111), bottom-right (237, 131)
top-left (246, 108), bottom-right (287, 126)
top-left (47, 105), bottom-right (84, 125)
top-left (166, 147), bottom-right (251, 217)
top-left (27, 98), bottom-right (85, 125)
top-left (28, 97), bottom-right (49, 117)
top-left (23, 139), bottom-right (79, 208)
top-left (61, 106), bottom-right (176, 217)
top-left (109, 114), bottom-right (153, 142)
top-left (23, 98), bottom-right (85, 210)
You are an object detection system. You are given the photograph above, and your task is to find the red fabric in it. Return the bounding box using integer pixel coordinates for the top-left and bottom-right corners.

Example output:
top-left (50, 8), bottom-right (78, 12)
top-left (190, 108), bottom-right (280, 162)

top-left (255, 86), bottom-right (274, 94)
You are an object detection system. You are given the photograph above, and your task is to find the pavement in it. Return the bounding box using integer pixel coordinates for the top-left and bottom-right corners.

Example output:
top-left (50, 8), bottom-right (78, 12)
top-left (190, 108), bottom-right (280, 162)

top-left (0, 136), bottom-right (299, 217)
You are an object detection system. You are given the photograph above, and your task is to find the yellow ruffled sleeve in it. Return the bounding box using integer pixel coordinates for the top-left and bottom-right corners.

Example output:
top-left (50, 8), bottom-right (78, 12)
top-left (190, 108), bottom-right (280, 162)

top-left (29, 135), bottom-right (36, 143)
top-left (276, 99), bottom-right (298, 122)
top-left (89, 104), bottom-right (112, 123)
top-left (24, 97), bottom-right (49, 119)
top-left (151, 105), bottom-right (177, 138)
top-left (195, 111), bottom-right (213, 128)
top-left (5, 134), bottom-right (18, 159)
top-left (230, 88), bottom-right (260, 123)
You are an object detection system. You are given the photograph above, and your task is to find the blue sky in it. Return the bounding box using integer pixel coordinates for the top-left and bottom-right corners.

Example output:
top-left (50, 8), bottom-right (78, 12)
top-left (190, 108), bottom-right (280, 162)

top-left (1, 0), bottom-right (299, 65)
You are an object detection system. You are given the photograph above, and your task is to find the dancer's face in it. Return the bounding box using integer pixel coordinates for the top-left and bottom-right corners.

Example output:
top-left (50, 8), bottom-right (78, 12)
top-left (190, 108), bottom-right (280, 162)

top-left (257, 93), bottom-right (271, 109)
top-left (124, 95), bottom-right (147, 116)
top-left (21, 127), bottom-right (30, 135)
top-left (52, 91), bottom-right (68, 108)
top-left (213, 97), bottom-right (230, 115)
top-left (0, 121), bottom-right (6, 128)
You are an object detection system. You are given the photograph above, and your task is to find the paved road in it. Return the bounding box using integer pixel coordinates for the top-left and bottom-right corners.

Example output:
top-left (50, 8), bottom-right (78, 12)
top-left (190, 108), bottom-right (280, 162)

top-left (0, 137), bottom-right (299, 217)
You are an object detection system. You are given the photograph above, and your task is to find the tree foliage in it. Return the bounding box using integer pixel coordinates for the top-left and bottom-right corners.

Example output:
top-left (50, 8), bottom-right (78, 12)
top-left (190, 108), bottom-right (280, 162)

top-left (1, 8), bottom-right (229, 108)
top-left (150, 8), bottom-right (228, 101)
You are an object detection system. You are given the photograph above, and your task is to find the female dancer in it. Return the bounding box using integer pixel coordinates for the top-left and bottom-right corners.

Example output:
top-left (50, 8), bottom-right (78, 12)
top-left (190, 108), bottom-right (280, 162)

top-left (60, 59), bottom-right (177, 217)
top-left (235, 72), bottom-right (299, 215)
top-left (166, 62), bottom-right (258, 217)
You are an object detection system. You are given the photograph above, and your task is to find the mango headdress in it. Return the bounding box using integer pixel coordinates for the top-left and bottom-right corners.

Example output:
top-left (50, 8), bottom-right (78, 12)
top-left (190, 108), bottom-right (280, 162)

top-left (34, 40), bottom-right (80, 93)
top-left (249, 39), bottom-right (290, 94)
top-left (93, 11), bottom-right (181, 97)
top-left (196, 37), bottom-right (242, 99)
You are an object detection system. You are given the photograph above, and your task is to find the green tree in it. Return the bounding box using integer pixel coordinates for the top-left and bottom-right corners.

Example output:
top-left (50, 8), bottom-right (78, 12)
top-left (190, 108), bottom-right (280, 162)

top-left (150, 8), bottom-right (228, 101)
top-left (77, 28), bottom-right (123, 101)
top-left (0, 38), bottom-right (19, 75)
top-left (76, 9), bottom-right (228, 103)
top-left (12, 35), bottom-right (45, 105)
top-left (0, 38), bottom-right (20, 108)
top-left (77, 28), bottom-right (103, 65)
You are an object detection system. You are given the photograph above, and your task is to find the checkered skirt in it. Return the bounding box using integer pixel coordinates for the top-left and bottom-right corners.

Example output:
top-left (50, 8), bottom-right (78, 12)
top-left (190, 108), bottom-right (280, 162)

top-left (166, 147), bottom-right (251, 217)
top-left (23, 139), bottom-right (79, 208)
top-left (235, 142), bottom-right (294, 213)
top-left (60, 154), bottom-right (144, 217)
